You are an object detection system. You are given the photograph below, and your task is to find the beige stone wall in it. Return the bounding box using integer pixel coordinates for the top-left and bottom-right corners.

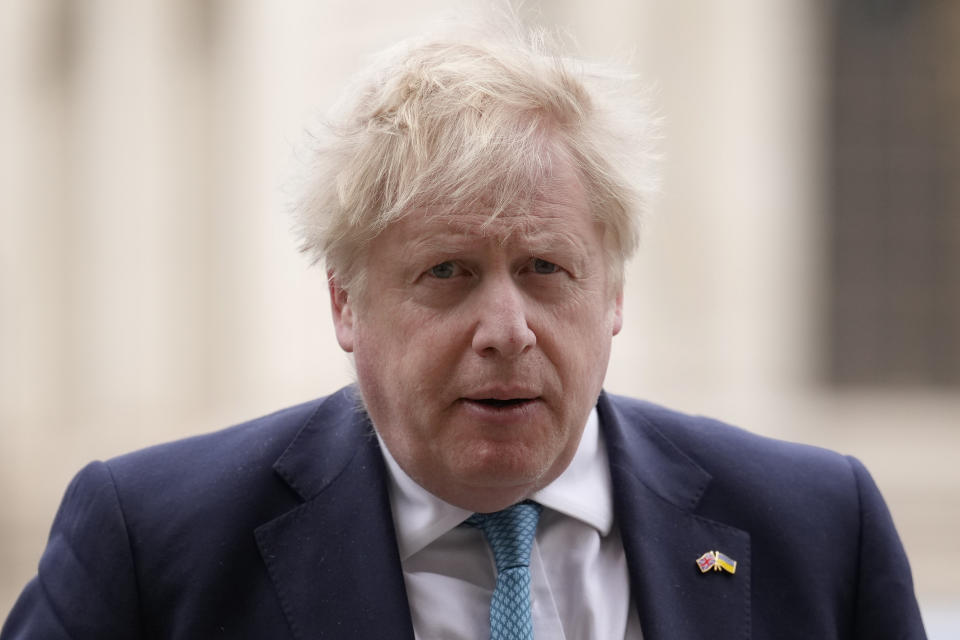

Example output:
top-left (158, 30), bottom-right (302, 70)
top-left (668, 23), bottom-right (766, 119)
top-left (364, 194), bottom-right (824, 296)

top-left (2, 0), bottom-right (957, 624)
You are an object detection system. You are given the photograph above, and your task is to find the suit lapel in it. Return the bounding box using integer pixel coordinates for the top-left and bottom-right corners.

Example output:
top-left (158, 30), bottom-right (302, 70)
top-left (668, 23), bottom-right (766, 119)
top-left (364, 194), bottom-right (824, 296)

top-left (598, 394), bottom-right (751, 640)
top-left (254, 389), bottom-right (415, 640)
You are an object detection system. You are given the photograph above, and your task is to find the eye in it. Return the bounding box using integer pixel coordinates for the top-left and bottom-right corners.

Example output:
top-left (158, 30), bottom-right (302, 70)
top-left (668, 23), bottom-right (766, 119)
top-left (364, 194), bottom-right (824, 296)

top-left (532, 258), bottom-right (560, 274)
top-left (428, 261), bottom-right (458, 279)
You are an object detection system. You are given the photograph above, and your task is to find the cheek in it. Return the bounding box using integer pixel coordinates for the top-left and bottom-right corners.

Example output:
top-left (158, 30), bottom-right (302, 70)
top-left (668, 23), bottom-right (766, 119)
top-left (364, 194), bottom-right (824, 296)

top-left (544, 305), bottom-right (615, 391)
top-left (354, 304), bottom-right (462, 398)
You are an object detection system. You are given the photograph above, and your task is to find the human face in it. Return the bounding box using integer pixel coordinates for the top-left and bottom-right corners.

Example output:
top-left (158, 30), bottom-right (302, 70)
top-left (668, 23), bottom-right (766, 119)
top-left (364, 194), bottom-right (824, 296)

top-left (330, 162), bottom-right (623, 512)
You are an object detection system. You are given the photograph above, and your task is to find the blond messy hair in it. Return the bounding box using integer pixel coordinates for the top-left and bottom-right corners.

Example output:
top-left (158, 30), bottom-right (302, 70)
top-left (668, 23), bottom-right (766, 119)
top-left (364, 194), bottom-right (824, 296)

top-left (293, 10), bottom-right (658, 296)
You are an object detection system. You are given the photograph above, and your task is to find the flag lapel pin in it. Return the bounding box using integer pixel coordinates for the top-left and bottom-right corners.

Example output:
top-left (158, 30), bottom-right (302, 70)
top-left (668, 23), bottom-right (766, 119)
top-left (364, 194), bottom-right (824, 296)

top-left (696, 550), bottom-right (737, 575)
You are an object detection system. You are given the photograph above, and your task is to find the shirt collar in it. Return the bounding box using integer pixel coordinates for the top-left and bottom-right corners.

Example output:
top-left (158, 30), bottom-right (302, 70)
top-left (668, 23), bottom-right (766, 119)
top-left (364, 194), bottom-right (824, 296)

top-left (531, 408), bottom-right (614, 536)
top-left (377, 407), bottom-right (614, 561)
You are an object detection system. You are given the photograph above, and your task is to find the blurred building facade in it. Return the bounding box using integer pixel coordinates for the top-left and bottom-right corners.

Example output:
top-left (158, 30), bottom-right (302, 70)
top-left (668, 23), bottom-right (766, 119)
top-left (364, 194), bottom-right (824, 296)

top-left (2, 0), bottom-right (958, 629)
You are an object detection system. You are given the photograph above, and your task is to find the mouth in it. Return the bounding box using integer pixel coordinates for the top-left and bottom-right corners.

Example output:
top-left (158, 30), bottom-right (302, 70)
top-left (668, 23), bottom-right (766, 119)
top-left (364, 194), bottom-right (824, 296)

top-left (471, 397), bottom-right (538, 408)
top-left (459, 386), bottom-right (543, 418)
top-left (459, 393), bottom-right (544, 420)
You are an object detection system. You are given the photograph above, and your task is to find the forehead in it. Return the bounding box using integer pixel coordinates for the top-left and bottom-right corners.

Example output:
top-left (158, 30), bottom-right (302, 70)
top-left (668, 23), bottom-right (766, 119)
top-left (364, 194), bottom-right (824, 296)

top-left (380, 162), bottom-right (595, 249)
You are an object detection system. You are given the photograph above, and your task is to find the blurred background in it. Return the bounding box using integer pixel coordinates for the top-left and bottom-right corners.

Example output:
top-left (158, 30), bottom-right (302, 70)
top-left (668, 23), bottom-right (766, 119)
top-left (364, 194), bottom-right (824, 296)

top-left (2, 0), bottom-right (958, 632)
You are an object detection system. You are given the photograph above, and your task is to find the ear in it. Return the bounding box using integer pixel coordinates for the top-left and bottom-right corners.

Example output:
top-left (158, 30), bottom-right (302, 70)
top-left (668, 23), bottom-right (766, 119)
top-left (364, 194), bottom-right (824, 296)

top-left (611, 288), bottom-right (624, 336)
top-left (328, 271), bottom-right (356, 353)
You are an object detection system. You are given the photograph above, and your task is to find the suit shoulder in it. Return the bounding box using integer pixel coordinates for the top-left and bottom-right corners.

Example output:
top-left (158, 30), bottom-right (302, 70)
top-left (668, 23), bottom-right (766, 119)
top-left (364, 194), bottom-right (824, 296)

top-left (101, 388), bottom-right (356, 512)
top-left (108, 397), bottom-right (319, 474)
top-left (607, 393), bottom-right (849, 463)
top-left (603, 393), bottom-right (860, 505)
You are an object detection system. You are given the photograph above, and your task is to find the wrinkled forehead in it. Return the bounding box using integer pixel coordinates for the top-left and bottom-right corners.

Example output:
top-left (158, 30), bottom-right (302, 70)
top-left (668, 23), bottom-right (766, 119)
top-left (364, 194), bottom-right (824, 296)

top-left (397, 212), bottom-right (575, 254)
top-left (367, 192), bottom-right (599, 278)
top-left (426, 150), bottom-right (587, 218)
top-left (397, 162), bottom-right (593, 243)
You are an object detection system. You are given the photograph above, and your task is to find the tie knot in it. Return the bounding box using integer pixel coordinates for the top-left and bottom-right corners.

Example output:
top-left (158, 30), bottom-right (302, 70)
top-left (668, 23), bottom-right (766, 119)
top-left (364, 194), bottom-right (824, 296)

top-left (466, 501), bottom-right (542, 572)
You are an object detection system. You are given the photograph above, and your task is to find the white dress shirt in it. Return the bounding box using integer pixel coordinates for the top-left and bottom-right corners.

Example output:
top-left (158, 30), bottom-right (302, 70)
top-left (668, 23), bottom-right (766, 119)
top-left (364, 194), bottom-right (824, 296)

top-left (377, 409), bottom-right (644, 639)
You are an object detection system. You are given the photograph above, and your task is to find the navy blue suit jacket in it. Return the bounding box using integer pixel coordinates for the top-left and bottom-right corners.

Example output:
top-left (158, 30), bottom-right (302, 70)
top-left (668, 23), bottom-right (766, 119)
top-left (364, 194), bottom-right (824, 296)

top-left (3, 387), bottom-right (925, 638)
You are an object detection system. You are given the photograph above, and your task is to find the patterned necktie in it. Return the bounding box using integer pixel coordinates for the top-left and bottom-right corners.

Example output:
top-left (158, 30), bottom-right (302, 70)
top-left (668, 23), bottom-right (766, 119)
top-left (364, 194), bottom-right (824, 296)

top-left (465, 500), bottom-right (543, 640)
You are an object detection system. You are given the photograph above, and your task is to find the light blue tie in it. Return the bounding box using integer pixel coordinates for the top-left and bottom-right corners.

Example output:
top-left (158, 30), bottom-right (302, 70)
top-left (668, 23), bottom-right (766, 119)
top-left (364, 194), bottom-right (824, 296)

top-left (466, 501), bottom-right (543, 640)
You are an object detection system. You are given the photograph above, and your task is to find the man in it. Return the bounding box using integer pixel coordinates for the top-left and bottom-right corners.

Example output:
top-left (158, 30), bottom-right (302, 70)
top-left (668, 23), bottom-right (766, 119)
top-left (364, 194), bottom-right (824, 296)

top-left (3, 14), bottom-right (925, 640)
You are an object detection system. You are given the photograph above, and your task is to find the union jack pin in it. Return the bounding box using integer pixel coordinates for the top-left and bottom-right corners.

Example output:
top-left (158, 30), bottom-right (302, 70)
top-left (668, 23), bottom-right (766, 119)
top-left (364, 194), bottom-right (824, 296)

top-left (696, 550), bottom-right (737, 575)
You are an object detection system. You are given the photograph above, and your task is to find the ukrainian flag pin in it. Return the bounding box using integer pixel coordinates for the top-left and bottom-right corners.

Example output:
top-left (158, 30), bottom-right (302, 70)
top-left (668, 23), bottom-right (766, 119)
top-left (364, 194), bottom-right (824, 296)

top-left (696, 550), bottom-right (737, 575)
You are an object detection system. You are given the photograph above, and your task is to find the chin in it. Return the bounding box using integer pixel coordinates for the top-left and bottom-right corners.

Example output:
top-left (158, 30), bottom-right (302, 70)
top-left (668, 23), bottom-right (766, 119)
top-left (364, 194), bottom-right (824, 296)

top-left (453, 441), bottom-right (554, 489)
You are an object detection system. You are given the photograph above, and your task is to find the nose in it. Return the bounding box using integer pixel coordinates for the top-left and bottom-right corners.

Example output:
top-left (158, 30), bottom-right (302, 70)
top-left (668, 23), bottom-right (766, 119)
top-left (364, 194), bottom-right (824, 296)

top-left (470, 275), bottom-right (536, 358)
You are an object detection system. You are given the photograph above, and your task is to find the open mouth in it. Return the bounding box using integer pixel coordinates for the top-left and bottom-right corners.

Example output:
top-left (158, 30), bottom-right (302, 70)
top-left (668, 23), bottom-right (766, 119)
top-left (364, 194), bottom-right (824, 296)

top-left (474, 398), bottom-right (535, 408)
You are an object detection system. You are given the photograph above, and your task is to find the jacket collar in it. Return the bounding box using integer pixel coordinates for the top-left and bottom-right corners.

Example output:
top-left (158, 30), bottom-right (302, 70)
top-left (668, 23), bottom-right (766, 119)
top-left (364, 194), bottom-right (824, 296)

top-left (599, 392), bottom-right (752, 640)
top-left (254, 387), bottom-right (415, 640)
